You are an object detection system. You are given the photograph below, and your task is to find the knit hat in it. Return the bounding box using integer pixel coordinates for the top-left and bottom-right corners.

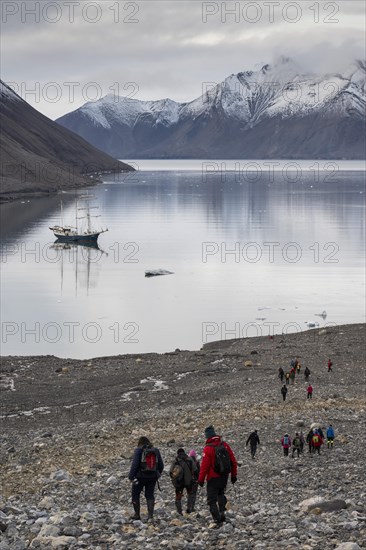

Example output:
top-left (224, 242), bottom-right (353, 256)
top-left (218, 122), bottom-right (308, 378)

top-left (204, 425), bottom-right (216, 439)
top-left (188, 449), bottom-right (197, 458)
top-left (177, 448), bottom-right (185, 454)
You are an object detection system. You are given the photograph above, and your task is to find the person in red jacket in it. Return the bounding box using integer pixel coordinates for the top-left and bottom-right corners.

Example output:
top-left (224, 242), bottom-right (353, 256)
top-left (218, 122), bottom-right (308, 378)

top-left (307, 384), bottom-right (313, 399)
top-left (327, 358), bottom-right (333, 372)
top-left (198, 425), bottom-right (238, 527)
top-left (311, 430), bottom-right (323, 454)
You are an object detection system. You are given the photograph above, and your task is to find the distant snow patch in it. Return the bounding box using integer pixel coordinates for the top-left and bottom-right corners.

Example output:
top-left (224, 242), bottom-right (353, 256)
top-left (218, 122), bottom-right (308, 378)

top-left (120, 391), bottom-right (139, 401)
top-left (175, 371), bottom-right (193, 380)
top-left (140, 377), bottom-right (168, 391)
top-left (0, 376), bottom-right (16, 391)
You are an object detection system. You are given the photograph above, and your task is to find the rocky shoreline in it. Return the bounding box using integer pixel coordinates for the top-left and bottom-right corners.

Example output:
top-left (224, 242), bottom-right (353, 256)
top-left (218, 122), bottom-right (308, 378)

top-left (1, 323), bottom-right (365, 549)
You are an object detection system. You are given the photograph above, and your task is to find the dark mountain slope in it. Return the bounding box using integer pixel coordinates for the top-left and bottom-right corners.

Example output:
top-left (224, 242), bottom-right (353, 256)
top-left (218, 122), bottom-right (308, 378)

top-left (0, 81), bottom-right (134, 200)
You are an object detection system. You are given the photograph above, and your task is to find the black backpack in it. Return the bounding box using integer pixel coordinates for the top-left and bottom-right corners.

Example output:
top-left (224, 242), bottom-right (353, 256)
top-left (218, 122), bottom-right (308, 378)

top-left (209, 443), bottom-right (232, 475)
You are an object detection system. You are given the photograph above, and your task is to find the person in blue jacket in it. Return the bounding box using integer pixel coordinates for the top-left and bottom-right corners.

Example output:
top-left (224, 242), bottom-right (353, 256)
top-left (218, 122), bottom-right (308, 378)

top-left (326, 425), bottom-right (335, 448)
top-left (128, 436), bottom-right (164, 521)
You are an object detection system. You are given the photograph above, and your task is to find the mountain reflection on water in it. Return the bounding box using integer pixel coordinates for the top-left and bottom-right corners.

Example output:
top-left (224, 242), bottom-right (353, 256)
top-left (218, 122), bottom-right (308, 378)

top-left (0, 165), bottom-right (365, 358)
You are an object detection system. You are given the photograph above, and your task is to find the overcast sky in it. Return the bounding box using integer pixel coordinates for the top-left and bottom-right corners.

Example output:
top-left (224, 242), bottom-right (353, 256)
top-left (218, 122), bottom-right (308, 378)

top-left (1, 0), bottom-right (365, 119)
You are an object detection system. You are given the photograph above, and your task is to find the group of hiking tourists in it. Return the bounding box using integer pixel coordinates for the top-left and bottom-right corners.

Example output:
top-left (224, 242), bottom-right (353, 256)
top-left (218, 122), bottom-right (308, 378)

top-left (279, 357), bottom-right (333, 402)
top-left (128, 426), bottom-right (237, 528)
top-left (128, 421), bottom-right (336, 526)
top-left (281, 425), bottom-right (335, 457)
top-left (127, 355), bottom-right (337, 526)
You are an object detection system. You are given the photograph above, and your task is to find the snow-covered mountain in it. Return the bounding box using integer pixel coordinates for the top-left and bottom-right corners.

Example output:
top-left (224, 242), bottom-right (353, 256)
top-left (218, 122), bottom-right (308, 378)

top-left (56, 58), bottom-right (366, 159)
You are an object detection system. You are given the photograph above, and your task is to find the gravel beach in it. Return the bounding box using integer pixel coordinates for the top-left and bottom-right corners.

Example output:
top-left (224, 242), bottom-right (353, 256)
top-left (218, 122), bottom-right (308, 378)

top-left (1, 323), bottom-right (365, 549)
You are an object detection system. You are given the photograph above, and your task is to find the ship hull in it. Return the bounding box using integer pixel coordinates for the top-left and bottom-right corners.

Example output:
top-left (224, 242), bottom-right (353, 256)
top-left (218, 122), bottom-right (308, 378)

top-left (51, 231), bottom-right (101, 243)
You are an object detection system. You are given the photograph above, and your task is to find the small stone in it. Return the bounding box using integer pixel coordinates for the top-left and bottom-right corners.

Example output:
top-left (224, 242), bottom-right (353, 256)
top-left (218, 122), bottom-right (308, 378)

top-left (3, 524), bottom-right (19, 538)
top-left (10, 541), bottom-right (27, 550)
top-left (308, 499), bottom-right (347, 513)
top-left (31, 535), bottom-right (77, 548)
top-left (80, 512), bottom-right (95, 521)
top-left (50, 469), bottom-right (70, 482)
top-left (0, 512), bottom-right (9, 533)
top-left (2, 505), bottom-right (22, 515)
top-left (38, 496), bottom-right (55, 510)
top-left (106, 475), bottom-right (118, 485)
top-left (62, 525), bottom-right (82, 537)
top-left (299, 497), bottom-right (324, 512)
top-left (39, 524), bottom-right (60, 537)
top-left (335, 544), bottom-right (362, 550)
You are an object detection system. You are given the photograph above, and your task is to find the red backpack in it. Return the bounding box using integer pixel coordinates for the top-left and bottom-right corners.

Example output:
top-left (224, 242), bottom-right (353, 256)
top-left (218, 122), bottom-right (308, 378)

top-left (140, 446), bottom-right (158, 472)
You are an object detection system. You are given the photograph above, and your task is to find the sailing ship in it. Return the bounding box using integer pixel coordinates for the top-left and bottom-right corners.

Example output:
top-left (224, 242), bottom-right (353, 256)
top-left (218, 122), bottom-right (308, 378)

top-left (49, 194), bottom-right (108, 244)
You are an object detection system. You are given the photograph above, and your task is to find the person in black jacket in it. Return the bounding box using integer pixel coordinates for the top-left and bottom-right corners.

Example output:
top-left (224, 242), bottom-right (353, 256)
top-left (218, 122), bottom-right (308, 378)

top-left (278, 367), bottom-right (285, 382)
top-left (170, 448), bottom-right (198, 515)
top-left (281, 384), bottom-right (288, 402)
top-left (246, 430), bottom-right (260, 459)
top-left (128, 436), bottom-right (164, 521)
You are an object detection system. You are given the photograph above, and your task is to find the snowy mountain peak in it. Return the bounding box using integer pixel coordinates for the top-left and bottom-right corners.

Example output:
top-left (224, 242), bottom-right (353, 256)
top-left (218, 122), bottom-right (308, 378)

top-left (56, 61), bottom-right (366, 160)
top-left (60, 61), bottom-right (365, 132)
top-left (77, 92), bottom-right (180, 129)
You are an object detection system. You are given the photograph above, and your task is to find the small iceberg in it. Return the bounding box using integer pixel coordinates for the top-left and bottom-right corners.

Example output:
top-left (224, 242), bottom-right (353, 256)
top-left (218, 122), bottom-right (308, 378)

top-left (145, 269), bottom-right (174, 277)
top-left (314, 310), bottom-right (327, 318)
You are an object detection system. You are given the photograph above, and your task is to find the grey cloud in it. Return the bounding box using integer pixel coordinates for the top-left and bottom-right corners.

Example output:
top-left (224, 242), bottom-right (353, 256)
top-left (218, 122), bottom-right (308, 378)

top-left (2, 0), bottom-right (365, 119)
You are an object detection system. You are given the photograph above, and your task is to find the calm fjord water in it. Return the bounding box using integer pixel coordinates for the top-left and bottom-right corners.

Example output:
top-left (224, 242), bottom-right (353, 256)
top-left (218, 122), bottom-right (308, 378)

top-left (1, 162), bottom-right (365, 358)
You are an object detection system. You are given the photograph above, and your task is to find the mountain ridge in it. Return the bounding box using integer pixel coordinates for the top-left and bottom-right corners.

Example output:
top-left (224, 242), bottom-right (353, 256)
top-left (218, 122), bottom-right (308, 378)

top-left (0, 81), bottom-right (134, 200)
top-left (56, 58), bottom-right (366, 159)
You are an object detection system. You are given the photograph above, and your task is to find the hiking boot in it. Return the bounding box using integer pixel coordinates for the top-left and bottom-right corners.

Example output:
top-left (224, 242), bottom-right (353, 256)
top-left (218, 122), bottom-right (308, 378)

top-left (146, 499), bottom-right (154, 521)
top-left (209, 520), bottom-right (222, 529)
top-left (129, 503), bottom-right (141, 521)
top-left (187, 494), bottom-right (196, 514)
top-left (219, 512), bottom-right (226, 523)
top-left (175, 500), bottom-right (183, 516)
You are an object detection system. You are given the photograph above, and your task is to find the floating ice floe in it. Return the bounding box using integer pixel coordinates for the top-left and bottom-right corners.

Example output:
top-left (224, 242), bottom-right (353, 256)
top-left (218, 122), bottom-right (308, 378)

top-left (145, 269), bottom-right (174, 277)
